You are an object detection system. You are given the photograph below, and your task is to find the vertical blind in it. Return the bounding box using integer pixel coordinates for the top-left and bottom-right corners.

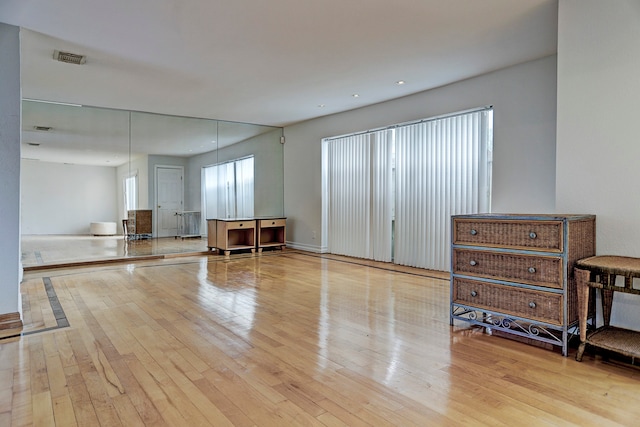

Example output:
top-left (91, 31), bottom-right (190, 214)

top-left (323, 108), bottom-right (492, 271)
top-left (327, 131), bottom-right (393, 261)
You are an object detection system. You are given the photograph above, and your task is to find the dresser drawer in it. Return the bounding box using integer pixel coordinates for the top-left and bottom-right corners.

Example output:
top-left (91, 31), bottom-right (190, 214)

top-left (453, 249), bottom-right (563, 289)
top-left (453, 219), bottom-right (563, 252)
top-left (452, 277), bottom-right (563, 325)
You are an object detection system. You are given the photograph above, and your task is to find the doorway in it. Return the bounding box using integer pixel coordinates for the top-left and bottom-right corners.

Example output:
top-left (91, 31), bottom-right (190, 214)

top-left (155, 166), bottom-right (184, 237)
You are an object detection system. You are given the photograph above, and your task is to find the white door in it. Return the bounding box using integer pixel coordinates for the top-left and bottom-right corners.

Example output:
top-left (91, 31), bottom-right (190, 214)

top-left (156, 166), bottom-right (183, 237)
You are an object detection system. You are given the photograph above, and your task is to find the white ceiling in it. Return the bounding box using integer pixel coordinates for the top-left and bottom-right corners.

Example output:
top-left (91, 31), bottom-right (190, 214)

top-left (0, 0), bottom-right (558, 127)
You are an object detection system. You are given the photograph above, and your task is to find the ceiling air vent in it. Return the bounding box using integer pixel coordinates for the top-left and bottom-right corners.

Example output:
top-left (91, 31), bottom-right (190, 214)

top-left (34, 126), bottom-right (52, 131)
top-left (53, 50), bottom-right (86, 65)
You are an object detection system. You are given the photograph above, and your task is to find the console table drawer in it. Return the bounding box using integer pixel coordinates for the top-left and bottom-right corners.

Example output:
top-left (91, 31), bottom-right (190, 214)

top-left (453, 219), bottom-right (563, 252)
top-left (224, 220), bottom-right (254, 230)
top-left (260, 218), bottom-right (286, 228)
top-left (453, 249), bottom-right (563, 289)
top-left (452, 278), bottom-right (563, 325)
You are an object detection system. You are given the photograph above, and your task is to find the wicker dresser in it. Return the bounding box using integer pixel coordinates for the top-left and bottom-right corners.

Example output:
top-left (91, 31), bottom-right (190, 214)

top-left (450, 214), bottom-right (595, 356)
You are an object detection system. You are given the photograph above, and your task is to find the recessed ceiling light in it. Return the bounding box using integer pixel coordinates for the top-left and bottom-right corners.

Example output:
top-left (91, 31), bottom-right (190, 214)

top-left (318, 104), bottom-right (326, 108)
top-left (396, 80), bottom-right (406, 85)
top-left (352, 94), bottom-right (360, 98)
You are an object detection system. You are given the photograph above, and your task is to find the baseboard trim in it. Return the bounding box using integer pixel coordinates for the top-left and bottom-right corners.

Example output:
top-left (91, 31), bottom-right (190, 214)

top-left (285, 241), bottom-right (326, 253)
top-left (0, 312), bottom-right (23, 338)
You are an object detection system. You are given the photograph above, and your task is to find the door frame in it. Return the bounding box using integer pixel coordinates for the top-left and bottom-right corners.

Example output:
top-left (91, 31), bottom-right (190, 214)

top-left (154, 165), bottom-right (184, 237)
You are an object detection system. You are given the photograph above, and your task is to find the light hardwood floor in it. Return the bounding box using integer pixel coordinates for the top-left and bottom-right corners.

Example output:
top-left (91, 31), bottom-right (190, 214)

top-left (3, 251), bottom-right (640, 426)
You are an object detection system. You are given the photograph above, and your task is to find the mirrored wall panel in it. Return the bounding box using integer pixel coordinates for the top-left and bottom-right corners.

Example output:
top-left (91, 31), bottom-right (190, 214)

top-left (20, 100), bottom-right (283, 267)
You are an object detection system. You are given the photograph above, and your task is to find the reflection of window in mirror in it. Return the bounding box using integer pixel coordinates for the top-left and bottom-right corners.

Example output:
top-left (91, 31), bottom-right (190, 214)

top-left (203, 156), bottom-right (254, 219)
top-left (123, 173), bottom-right (138, 217)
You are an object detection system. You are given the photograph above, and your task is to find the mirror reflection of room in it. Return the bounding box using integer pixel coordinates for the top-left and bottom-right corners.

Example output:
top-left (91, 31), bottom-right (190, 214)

top-left (20, 100), bottom-right (283, 267)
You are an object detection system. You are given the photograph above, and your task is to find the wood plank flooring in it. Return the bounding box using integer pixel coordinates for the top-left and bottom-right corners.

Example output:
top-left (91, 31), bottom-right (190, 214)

top-left (3, 251), bottom-right (640, 426)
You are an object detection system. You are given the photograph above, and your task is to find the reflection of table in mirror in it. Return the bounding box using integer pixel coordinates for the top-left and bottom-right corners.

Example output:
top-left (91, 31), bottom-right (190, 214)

top-left (576, 256), bottom-right (640, 362)
top-left (207, 219), bottom-right (256, 257)
top-left (257, 218), bottom-right (286, 252)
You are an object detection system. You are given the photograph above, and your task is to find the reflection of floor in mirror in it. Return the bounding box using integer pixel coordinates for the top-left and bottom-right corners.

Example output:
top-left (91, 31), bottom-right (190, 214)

top-left (21, 234), bottom-right (210, 267)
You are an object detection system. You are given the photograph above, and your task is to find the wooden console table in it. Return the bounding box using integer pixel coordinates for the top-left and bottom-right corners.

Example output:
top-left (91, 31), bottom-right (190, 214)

top-left (257, 218), bottom-right (286, 252)
top-left (575, 256), bottom-right (640, 362)
top-left (207, 219), bottom-right (256, 257)
top-left (207, 217), bottom-right (287, 258)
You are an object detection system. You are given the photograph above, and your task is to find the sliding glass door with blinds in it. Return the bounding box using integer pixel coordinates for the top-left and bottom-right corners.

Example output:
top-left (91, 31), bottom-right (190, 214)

top-left (322, 108), bottom-right (492, 271)
top-left (325, 130), bottom-right (393, 262)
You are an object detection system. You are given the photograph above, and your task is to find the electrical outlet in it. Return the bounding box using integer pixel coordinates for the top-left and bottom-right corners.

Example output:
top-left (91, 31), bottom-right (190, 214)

top-left (312, 231), bottom-right (316, 240)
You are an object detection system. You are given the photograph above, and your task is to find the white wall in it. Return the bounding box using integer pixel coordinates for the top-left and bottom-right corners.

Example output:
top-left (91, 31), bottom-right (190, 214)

top-left (556, 0), bottom-right (640, 256)
top-left (556, 0), bottom-right (640, 329)
top-left (0, 23), bottom-right (21, 317)
top-left (21, 160), bottom-right (119, 234)
top-left (284, 55), bottom-right (558, 251)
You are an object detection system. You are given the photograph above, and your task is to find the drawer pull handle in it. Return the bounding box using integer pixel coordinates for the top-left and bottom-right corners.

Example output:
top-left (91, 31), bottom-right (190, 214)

top-left (239, 223), bottom-right (243, 226)
top-left (272, 221), bottom-right (275, 225)
top-left (528, 267), bottom-right (536, 274)
top-left (469, 260), bottom-right (477, 266)
top-left (470, 229), bottom-right (478, 236)
top-left (529, 232), bottom-right (537, 239)
top-left (528, 301), bottom-right (536, 309)
top-left (471, 291), bottom-right (478, 297)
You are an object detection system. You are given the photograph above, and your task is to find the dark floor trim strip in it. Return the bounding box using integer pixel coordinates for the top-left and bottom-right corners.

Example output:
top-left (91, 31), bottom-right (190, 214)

top-left (42, 277), bottom-right (70, 328)
top-left (0, 277), bottom-right (71, 341)
top-left (291, 251), bottom-right (449, 281)
top-left (21, 325), bottom-right (68, 337)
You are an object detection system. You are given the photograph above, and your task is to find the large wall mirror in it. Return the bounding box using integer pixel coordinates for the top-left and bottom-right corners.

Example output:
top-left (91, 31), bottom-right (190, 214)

top-left (20, 100), bottom-right (283, 267)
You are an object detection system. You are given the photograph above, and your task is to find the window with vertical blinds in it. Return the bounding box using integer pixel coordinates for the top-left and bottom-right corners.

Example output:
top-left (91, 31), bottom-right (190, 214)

top-left (322, 108), bottom-right (492, 271)
top-left (202, 156), bottom-right (255, 220)
top-left (123, 173), bottom-right (137, 217)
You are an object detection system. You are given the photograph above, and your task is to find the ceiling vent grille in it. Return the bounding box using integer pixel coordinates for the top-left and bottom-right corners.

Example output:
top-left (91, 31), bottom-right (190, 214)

top-left (34, 126), bottom-right (52, 131)
top-left (53, 50), bottom-right (86, 65)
